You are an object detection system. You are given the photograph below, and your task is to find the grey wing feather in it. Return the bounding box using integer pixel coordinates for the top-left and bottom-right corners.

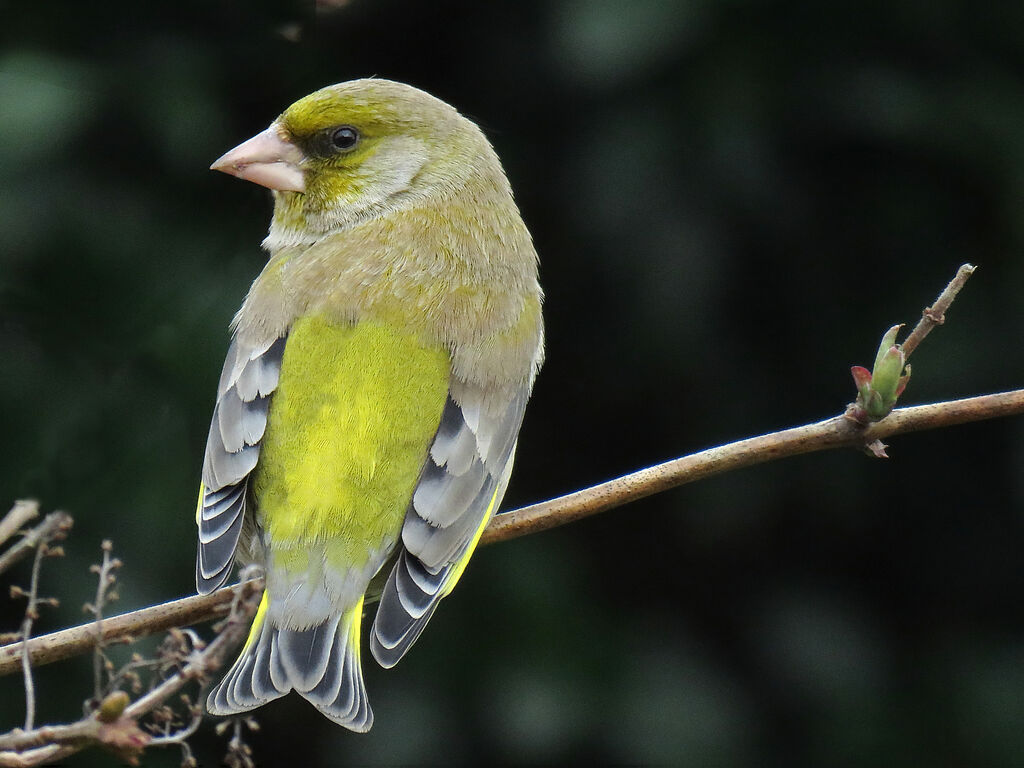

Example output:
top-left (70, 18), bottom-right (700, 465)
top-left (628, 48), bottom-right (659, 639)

top-left (196, 334), bottom-right (286, 594)
top-left (370, 379), bottom-right (526, 668)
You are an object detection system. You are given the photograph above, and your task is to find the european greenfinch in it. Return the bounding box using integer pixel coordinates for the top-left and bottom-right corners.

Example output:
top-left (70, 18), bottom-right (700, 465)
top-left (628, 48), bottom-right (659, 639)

top-left (195, 79), bottom-right (543, 731)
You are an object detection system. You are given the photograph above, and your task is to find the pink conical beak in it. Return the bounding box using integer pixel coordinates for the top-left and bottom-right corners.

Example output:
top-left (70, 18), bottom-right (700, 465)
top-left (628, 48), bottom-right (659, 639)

top-left (210, 125), bottom-right (306, 192)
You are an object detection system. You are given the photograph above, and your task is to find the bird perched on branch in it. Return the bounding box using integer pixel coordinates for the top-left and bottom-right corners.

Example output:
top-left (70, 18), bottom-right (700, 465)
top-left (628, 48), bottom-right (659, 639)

top-left (194, 79), bottom-right (543, 731)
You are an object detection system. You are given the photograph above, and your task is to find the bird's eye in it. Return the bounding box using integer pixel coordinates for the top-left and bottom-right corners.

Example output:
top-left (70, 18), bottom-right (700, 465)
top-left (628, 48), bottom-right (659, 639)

top-left (330, 126), bottom-right (359, 151)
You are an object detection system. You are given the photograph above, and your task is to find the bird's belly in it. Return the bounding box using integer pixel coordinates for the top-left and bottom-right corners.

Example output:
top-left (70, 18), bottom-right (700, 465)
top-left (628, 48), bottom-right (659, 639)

top-left (251, 315), bottom-right (450, 579)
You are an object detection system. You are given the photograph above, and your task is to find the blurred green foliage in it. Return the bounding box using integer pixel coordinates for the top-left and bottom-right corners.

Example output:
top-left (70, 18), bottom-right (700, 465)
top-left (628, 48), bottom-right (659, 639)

top-left (2, 0), bottom-right (1024, 765)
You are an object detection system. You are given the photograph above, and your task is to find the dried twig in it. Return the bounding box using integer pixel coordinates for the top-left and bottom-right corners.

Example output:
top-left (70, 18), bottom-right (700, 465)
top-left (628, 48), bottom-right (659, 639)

top-left (220, 718), bottom-right (258, 768)
top-left (6, 514), bottom-right (68, 733)
top-left (0, 513), bottom-right (72, 578)
top-left (0, 503), bottom-right (39, 553)
top-left (17, 546), bottom-right (46, 731)
top-left (0, 579), bottom-right (262, 766)
top-left (83, 541), bottom-right (122, 703)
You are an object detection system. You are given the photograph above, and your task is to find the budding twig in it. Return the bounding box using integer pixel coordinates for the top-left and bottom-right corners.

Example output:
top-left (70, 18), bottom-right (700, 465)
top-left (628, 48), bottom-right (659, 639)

top-left (0, 513), bottom-right (73, 578)
top-left (84, 541), bottom-right (122, 703)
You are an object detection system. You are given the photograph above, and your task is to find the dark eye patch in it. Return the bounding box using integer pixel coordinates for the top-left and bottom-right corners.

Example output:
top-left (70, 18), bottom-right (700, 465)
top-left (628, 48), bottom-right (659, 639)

top-left (292, 124), bottom-right (363, 159)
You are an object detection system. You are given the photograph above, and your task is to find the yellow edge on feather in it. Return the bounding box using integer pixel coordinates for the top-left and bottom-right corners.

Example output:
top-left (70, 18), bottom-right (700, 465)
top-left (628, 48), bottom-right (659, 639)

top-left (195, 484), bottom-right (205, 526)
top-left (441, 484), bottom-right (501, 597)
top-left (349, 595), bottom-right (365, 665)
top-left (243, 591), bottom-right (270, 651)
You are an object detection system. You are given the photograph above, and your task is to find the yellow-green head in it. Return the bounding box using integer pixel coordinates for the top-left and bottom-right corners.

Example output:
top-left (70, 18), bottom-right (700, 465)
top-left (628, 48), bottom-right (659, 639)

top-left (211, 79), bottom-right (505, 247)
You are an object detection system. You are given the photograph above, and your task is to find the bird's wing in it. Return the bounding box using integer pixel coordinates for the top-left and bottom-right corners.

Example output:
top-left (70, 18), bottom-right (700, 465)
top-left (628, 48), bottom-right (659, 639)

top-left (195, 333), bottom-right (287, 594)
top-left (370, 376), bottom-right (528, 667)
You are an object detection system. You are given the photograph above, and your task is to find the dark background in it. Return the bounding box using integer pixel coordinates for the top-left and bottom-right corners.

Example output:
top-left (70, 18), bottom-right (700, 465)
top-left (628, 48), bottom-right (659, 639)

top-left (3, 0), bottom-right (1024, 765)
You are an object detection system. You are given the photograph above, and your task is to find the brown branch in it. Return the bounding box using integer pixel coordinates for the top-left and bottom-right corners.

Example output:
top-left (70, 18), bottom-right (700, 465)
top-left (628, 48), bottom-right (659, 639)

top-left (0, 582), bottom-right (245, 677)
top-left (901, 263), bottom-right (975, 359)
top-left (2, 389), bottom-right (1023, 676)
top-left (483, 388), bottom-right (1024, 544)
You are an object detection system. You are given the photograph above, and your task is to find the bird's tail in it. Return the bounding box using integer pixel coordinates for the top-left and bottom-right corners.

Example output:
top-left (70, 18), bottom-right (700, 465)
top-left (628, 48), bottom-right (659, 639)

top-left (207, 592), bottom-right (373, 732)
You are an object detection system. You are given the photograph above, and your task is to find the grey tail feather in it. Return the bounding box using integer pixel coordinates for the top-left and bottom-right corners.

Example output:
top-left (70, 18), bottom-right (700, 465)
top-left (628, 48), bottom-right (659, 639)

top-left (207, 600), bottom-right (373, 732)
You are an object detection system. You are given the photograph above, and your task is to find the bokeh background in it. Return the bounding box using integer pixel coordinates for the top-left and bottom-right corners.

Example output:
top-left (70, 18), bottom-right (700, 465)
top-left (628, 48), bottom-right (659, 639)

top-left (3, 0), bottom-right (1024, 765)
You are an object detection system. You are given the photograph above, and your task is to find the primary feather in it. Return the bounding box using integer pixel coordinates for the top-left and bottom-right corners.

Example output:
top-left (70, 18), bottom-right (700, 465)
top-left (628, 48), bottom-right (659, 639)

top-left (197, 79), bottom-right (543, 731)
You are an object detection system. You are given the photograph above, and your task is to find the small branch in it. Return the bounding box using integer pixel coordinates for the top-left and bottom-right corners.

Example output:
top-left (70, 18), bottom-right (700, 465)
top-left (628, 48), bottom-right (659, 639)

top-left (0, 580), bottom-right (262, 766)
top-left (0, 513), bottom-right (73, 578)
top-left (84, 541), bottom-right (122, 702)
top-left (2, 389), bottom-right (1023, 675)
top-left (18, 544), bottom-right (47, 731)
top-left (0, 503), bottom-right (39, 552)
top-left (146, 702), bottom-right (204, 747)
top-left (124, 580), bottom-right (261, 720)
top-left (901, 263), bottom-right (975, 359)
top-left (0, 581), bottom-right (248, 677)
top-left (483, 388), bottom-right (1024, 545)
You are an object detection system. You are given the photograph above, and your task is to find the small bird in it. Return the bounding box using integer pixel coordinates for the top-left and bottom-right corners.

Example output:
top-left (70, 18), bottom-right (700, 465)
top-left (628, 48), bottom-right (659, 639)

top-left (195, 79), bottom-right (543, 731)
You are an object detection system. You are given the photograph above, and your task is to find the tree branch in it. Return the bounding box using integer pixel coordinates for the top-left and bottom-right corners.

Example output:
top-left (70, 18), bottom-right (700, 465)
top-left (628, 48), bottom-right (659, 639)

top-left (2, 388), bottom-right (1022, 676)
top-left (483, 388), bottom-right (1024, 544)
top-left (0, 584), bottom-right (240, 676)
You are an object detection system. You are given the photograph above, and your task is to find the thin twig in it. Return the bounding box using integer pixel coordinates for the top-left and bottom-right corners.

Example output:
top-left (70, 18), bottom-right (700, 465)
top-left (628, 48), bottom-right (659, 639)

top-left (0, 513), bottom-right (73, 578)
top-left (0, 722), bottom-right (91, 767)
top-left (0, 580), bottom-right (262, 767)
top-left (85, 541), bottom-right (121, 702)
top-left (18, 542), bottom-right (48, 731)
top-left (2, 387), bottom-right (1024, 676)
top-left (146, 703), bottom-right (204, 747)
top-left (901, 263), bottom-right (975, 359)
top-left (124, 580), bottom-right (261, 720)
top-left (0, 503), bottom-right (39, 552)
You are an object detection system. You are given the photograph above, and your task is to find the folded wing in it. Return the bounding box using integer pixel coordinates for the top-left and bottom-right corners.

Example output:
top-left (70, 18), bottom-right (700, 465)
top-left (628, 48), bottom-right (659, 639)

top-left (370, 378), bottom-right (528, 667)
top-left (196, 334), bottom-right (287, 594)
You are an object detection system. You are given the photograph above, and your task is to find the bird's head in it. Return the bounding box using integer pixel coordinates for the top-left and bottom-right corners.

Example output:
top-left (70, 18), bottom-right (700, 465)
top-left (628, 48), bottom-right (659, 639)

top-left (211, 79), bottom-right (496, 247)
